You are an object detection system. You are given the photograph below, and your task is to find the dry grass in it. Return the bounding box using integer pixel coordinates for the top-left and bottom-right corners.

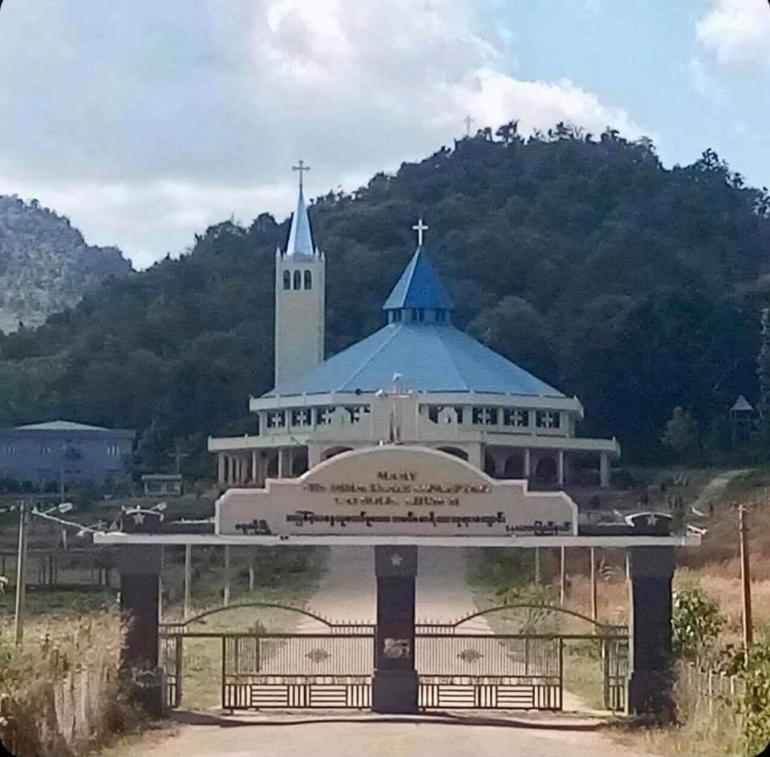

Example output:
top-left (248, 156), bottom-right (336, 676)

top-left (0, 613), bottom-right (137, 757)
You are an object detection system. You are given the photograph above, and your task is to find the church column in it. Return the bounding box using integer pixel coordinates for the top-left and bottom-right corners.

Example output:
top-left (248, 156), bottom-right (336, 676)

top-left (217, 454), bottom-right (225, 486)
top-left (277, 448), bottom-right (285, 478)
top-left (557, 450), bottom-right (565, 487)
top-left (467, 444), bottom-right (482, 470)
top-left (627, 547), bottom-right (675, 720)
top-left (523, 448), bottom-right (531, 481)
top-left (600, 451), bottom-right (611, 488)
top-left (251, 450), bottom-right (258, 483)
top-left (307, 444), bottom-right (322, 469)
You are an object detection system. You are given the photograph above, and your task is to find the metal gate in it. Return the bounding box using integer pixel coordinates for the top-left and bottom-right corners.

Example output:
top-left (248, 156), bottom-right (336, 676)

top-left (415, 605), bottom-right (628, 713)
top-left (417, 631), bottom-right (563, 709)
top-left (221, 631), bottom-right (374, 709)
top-left (159, 602), bottom-right (627, 713)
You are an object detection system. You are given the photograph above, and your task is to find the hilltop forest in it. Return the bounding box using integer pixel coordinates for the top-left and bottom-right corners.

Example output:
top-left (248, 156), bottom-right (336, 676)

top-left (1, 124), bottom-right (770, 473)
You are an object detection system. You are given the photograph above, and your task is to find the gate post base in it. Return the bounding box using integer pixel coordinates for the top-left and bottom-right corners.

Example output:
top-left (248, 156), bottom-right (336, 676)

top-left (626, 670), bottom-right (674, 722)
top-left (372, 669), bottom-right (419, 714)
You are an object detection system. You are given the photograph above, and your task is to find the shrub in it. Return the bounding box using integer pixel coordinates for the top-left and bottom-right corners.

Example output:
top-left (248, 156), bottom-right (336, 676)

top-left (672, 587), bottom-right (725, 661)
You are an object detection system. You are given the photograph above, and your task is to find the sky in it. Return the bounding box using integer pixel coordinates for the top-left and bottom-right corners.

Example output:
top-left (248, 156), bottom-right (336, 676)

top-left (0, 0), bottom-right (769, 269)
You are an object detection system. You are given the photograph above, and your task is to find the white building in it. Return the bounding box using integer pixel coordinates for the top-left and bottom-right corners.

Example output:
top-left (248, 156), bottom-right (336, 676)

top-left (209, 176), bottom-right (620, 489)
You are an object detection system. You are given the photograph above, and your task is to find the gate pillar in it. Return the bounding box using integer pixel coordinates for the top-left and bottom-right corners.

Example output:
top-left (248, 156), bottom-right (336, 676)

top-left (626, 546), bottom-right (674, 720)
top-left (372, 545), bottom-right (418, 714)
top-left (119, 545), bottom-right (163, 714)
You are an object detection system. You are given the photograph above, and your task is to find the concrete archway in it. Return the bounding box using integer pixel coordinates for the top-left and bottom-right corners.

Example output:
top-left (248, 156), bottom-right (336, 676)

top-left (436, 446), bottom-right (468, 461)
top-left (322, 446), bottom-right (353, 461)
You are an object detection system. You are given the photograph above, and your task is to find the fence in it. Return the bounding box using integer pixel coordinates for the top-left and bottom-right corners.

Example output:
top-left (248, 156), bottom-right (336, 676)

top-left (678, 661), bottom-right (744, 714)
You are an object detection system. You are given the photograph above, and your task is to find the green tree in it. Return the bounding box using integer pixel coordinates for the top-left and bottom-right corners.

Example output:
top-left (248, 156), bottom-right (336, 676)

top-left (662, 407), bottom-right (700, 459)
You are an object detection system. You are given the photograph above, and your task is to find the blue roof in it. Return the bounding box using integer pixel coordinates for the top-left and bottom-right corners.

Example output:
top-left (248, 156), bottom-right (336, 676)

top-left (266, 322), bottom-right (563, 397)
top-left (285, 186), bottom-right (314, 256)
top-left (382, 248), bottom-right (454, 311)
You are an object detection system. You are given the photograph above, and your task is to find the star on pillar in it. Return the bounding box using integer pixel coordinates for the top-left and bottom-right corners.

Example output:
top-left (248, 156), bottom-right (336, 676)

top-left (390, 552), bottom-right (403, 567)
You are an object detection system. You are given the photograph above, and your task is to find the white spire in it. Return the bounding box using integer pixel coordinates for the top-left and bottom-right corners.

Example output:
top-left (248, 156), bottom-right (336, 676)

top-left (285, 161), bottom-right (315, 256)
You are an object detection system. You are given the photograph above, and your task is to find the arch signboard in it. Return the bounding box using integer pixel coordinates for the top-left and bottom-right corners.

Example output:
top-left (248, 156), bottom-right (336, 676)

top-left (216, 445), bottom-right (578, 539)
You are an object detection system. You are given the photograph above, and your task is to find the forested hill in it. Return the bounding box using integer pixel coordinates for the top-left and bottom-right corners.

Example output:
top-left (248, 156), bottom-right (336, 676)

top-left (0, 196), bottom-right (131, 333)
top-left (1, 125), bottom-right (770, 468)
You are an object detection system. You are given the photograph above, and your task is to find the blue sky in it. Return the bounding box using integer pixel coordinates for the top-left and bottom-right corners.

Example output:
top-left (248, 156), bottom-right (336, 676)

top-left (0, 0), bottom-right (768, 267)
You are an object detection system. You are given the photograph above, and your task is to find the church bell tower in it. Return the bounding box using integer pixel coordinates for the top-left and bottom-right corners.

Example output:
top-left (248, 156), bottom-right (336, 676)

top-left (274, 161), bottom-right (325, 388)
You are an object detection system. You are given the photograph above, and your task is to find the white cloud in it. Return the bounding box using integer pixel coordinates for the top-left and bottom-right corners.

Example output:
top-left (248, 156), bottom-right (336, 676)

top-left (0, 0), bottom-right (644, 267)
top-left (696, 0), bottom-right (770, 67)
top-left (686, 57), bottom-right (725, 101)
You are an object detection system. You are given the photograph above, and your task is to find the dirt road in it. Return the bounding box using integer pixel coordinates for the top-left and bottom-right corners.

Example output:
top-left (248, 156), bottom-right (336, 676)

top-left (129, 713), bottom-right (656, 757)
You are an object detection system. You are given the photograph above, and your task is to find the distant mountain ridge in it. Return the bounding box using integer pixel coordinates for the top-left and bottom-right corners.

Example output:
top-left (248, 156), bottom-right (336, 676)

top-left (0, 195), bottom-right (132, 332)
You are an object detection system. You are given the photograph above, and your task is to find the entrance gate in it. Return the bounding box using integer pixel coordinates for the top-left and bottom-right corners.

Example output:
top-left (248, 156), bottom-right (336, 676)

top-left (159, 603), bottom-right (627, 713)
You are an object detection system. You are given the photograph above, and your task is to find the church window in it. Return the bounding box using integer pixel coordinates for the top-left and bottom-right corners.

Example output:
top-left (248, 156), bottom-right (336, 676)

top-left (316, 407), bottom-right (334, 425)
top-left (266, 410), bottom-right (286, 429)
top-left (413, 308), bottom-right (425, 322)
top-left (291, 409), bottom-right (311, 427)
top-left (283, 271), bottom-right (291, 290)
top-left (304, 270), bottom-right (312, 290)
top-left (472, 406), bottom-right (498, 425)
top-left (345, 405), bottom-right (369, 423)
top-left (435, 310), bottom-right (446, 323)
top-left (107, 442), bottom-right (121, 457)
top-left (536, 410), bottom-right (561, 429)
top-left (503, 408), bottom-right (529, 427)
top-left (39, 443), bottom-right (53, 455)
top-left (293, 270), bottom-right (301, 290)
top-left (3, 443), bottom-right (15, 456)
top-left (392, 310), bottom-right (402, 322)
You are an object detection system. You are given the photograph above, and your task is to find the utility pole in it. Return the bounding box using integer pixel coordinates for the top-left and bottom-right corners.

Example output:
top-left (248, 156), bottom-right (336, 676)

top-left (559, 546), bottom-right (567, 606)
top-left (184, 544), bottom-right (192, 619)
top-left (590, 547), bottom-right (598, 623)
top-left (223, 545), bottom-right (231, 607)
top-left (739, 505), bottom-right (753, 648)
top-left (534, 547), bottom-right (541, 584)
top-left (14, 502), bottom-right (27, 646)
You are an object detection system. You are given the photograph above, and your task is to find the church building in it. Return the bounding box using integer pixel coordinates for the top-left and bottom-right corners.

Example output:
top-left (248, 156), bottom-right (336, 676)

top-left (208, 171), bottom-right (620, 489)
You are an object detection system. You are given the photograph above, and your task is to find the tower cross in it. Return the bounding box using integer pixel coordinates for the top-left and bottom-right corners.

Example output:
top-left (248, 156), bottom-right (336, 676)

top-left (292, 160), bottom-right (311, 189)
top-left (464, 114), bottom-right (474, 136)
top-left (412, 217), bottom-right (428, 247)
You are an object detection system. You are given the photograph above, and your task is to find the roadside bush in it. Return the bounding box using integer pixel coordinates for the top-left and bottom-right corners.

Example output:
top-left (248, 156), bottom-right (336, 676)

top-left (672, 587), bottom-right (725, 661)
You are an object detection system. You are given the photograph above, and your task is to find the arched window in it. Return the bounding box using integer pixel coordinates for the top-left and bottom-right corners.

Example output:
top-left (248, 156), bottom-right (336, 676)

top-left (283, 270), bottom-right (291, 290)
top-left (304, 270), bottom-right (312, 290)
top-left (293, 270), bottom-right (301, 290)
